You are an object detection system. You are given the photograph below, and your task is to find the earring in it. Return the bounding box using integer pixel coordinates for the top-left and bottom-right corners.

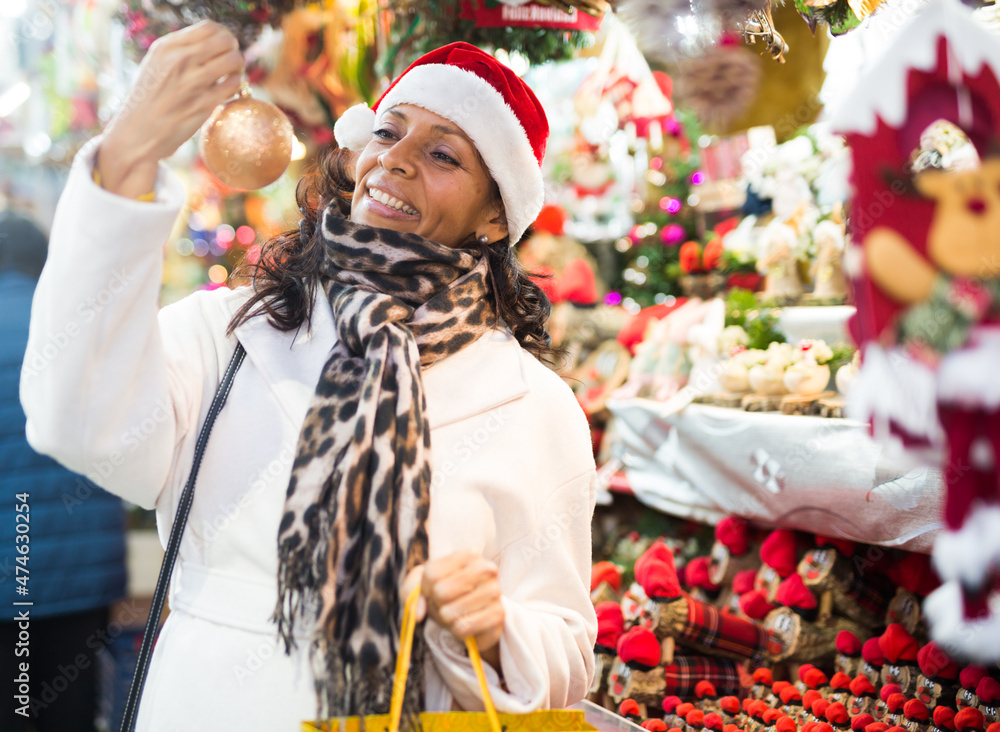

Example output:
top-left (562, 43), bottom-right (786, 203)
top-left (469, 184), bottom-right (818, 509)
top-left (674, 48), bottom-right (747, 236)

top-left (477, 234), bottom-right (490, 245)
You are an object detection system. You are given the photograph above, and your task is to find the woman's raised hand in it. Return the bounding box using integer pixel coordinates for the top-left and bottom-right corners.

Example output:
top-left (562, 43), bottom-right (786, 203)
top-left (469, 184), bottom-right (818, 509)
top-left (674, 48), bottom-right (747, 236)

top-left (96, 21), bottom-right (244, 199)
top-left (405, 552), bottom-right (506, 656)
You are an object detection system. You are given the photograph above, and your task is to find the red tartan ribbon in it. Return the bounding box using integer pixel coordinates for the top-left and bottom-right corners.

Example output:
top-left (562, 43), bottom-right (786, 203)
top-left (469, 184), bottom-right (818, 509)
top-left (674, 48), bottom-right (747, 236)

top-left (663, 655), bottom-right (743, 697)
top-left (680, 595), bottom-right (769, 665)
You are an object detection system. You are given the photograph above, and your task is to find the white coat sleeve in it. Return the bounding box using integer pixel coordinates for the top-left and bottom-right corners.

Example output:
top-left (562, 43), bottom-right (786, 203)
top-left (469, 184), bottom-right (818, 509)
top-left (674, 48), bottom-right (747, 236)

top-left (19, 136), bottom-right (212, 510)
top-left (423, 469), bottom-right (598, 713)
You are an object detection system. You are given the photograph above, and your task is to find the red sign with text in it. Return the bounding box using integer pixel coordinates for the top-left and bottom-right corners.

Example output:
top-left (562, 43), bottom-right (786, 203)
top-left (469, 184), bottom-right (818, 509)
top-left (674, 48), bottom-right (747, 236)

top-left (459, 0), bottom-right (603, 30)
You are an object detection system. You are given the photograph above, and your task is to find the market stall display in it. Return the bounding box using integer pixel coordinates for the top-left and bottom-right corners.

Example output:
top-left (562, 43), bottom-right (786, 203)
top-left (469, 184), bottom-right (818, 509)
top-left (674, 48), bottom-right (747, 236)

top-left (7, 0), bottom-right (1000, 728)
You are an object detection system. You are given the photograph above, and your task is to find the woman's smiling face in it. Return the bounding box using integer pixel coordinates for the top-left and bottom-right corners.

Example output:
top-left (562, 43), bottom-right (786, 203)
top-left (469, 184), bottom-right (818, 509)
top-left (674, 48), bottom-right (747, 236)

top-left (350, 104), bottom-right (507, 248)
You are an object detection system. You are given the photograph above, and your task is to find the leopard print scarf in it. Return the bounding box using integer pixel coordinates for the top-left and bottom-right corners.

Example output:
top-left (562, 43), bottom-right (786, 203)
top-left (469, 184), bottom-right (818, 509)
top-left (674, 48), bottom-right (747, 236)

top-left (272, 210), bottom-right (497, 722)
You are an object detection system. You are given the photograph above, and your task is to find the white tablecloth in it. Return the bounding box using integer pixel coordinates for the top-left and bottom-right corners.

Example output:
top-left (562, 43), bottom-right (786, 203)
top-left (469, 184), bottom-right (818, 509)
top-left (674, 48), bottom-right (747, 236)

top-left (605, 399), bottom-right (942, 553)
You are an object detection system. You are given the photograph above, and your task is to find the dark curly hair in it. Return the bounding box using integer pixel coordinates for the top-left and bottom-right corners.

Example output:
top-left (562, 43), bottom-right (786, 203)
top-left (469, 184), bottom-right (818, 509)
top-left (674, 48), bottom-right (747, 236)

top-left (227, 145), bottom-right (556, 363)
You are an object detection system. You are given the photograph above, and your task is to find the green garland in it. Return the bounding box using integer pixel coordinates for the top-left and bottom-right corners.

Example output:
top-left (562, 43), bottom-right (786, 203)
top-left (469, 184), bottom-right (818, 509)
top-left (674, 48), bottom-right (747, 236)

top-left (382, 0), bottom-right (593, 76)
top-left (792, 0), bottom-right (862, 36)
top-left (119, 0), bottom-right (298, 55)
top-left (899, 275), bottom-right (1000, 359)
top-left (725, 288), bottom-right (786, 351)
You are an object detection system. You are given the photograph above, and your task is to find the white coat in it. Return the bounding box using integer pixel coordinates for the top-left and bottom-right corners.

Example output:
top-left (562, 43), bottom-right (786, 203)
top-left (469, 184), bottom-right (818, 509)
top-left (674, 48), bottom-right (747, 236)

top-left (20, 137), bottom-right (598, 731)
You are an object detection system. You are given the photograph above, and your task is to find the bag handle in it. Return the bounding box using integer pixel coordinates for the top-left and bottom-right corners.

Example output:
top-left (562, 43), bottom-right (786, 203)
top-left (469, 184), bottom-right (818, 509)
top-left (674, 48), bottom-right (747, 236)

top-left (119, 343), bottom-right (247, 732)
top-left (389, 585), bottom-right (503, 732)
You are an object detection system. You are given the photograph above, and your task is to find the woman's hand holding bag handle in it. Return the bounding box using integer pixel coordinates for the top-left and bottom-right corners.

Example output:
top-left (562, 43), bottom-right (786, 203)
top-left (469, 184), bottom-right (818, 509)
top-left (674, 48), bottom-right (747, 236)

top-left (304, 584), bottom-right (596, 732)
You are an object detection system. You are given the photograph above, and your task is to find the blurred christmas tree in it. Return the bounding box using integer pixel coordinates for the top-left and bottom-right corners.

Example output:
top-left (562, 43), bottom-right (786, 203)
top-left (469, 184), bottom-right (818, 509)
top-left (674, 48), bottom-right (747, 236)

top-left (613, 111), bottom-right (705, 308)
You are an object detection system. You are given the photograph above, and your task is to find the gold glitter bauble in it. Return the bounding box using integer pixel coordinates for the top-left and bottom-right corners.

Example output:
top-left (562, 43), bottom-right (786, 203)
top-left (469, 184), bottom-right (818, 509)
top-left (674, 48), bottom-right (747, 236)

top-left (199, 88), bottom-right (294, 190)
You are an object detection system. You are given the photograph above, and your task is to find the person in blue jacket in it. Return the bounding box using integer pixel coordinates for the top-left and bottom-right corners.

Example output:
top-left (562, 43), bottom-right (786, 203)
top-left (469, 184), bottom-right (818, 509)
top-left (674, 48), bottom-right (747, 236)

top-left (0, 211), bottom-right (127, 732)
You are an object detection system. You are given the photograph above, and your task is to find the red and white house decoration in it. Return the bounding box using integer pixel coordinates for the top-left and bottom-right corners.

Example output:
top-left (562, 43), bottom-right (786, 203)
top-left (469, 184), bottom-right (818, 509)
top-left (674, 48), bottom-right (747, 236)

top-left (834, 0), bottom-right (1000, 659)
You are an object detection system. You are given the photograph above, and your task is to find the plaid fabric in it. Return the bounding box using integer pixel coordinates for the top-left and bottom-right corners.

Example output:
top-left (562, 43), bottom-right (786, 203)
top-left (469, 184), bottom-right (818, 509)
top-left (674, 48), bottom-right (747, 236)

top-left (663, 654), bottom-right (743, 697)
top-left (845, 567), bottom-right (894, 617)
top-left (679, 594), bottom-right (769, 665)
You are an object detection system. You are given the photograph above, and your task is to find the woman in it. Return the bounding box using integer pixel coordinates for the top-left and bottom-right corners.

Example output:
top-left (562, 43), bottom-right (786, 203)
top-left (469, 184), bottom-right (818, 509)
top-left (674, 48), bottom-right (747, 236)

top-left (20, 20), bottom-right (597, 732)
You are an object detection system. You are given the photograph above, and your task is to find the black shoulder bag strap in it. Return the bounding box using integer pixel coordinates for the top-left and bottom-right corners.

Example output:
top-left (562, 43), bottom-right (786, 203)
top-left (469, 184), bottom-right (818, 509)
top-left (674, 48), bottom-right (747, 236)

top-left (120, 342), bottom-right (247, 732)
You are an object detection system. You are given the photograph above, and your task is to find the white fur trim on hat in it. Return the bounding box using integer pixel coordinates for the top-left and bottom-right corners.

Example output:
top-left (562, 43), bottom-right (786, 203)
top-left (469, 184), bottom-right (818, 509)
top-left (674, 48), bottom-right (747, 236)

top-left (924, 580), bottom-right (1000, 662)
top-left (932, 502), bottom-right (1000, 587)
top-left (374, 64), bottom-right (544, 244)
top-left (334, 103), bottom-right (377, 152)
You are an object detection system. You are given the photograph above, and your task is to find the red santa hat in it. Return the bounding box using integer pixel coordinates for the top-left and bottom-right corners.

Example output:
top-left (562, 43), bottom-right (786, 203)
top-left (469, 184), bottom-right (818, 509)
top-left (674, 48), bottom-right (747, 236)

top-left (813, 699), bottom-right (832, 720)
top-left (862, 638), bottom-right (886, 667)
top-left (850, 675), bottom-right (878, 698)
top-left (761, 529), bottom-right (800, 577)
top-left (935, 708), bottom-right (958, 731)
top-left (815, 724), bottom-right (835, 732)
top-left (678, 702), bottom-right (696, 718)
top-left (804, 690), bottom-right (823, 710)
top-left (917, 642), bottom-right (960, 681)
top-left (880, 684), bottom-right (903, 703)
top-left (777, 717), bottom-right (798, 732)
top-left (825, 703), bottom-right (851, 727)
top-left (740, 589), bottom-right (777, 619)
top-left (696, 680), bottom-right (719, 699)
top-left (764, 709), bottom-right (783, 726)
top-left (635, 542), bottom-right (676, 583)
top-left (837, 630), bottom-right (863, 657)
top-left (866, 724), bottom-right (891, 732)
top-left (853, 715), bottom-right (876, 732)
top-left (879, 624), bottom-right (919, 664)
top-left (720, 697), bottom-right (741, 715)
top-left (733, 569), bottom-right (758, 595)
top-left (706, 713), bottom-right (724, 731)
top-left (750, 701), bottom-right (769, 720)
top-left (595, 601), bottom-right (625, 649)
top-left (591, 561), bottom-right (623, 592)
top-left (688, 710), bottom-right (707, 728)
top-left (987, 725), bottom-right (1000, 732)
top-left (753, 668), bottom-right (775, 686)
top-left (643, 722), bottom-right (669, 732)
top-left (887, 552), bottom-right (940, 597)
top-left (805, 669), bottom-right (831, 690)
top-left (620, 699), bottom-right (642, 719)
top-left (977, 677), bottom-right (1000, 705)
top-left (887, 727), bottom-right (907, 732)
top-left (685, 556), bottom-right (720, 591)
top-left (781, 687), bottom-right (804, 705)
top-left (905, 700), bottom-right (931, 723)
top-left (716, 516), bottom-right (751, 555)
top-left (776, 574), bottom-right (819, 612)
top-left (961, 666), bottom-right (988, 691)
top-left (724, 725), bottom-right (740, 732)
top-left (333, 42), bottom-right (547, 244)
top-left (639, 559), bottom-right (683, 600)
top-left (956, 709), bottom-right (986, 732)
top-left (831, 672), bottom-right (852, 691)
top-left (663, 696), bottom-right (683, 714)
top-left (617, 625), bottom-right (661, 669)
top-left (886, 693), bottom-right (908, 714)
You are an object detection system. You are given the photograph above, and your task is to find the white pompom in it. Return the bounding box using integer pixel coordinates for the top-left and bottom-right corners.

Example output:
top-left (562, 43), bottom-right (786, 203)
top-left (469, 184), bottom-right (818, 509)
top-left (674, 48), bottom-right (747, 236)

top-left (334, 104), bottom-right (376, 151)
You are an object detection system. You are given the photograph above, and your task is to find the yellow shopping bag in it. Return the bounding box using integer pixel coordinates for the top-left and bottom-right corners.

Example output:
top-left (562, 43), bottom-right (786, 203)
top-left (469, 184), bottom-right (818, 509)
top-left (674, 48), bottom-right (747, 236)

top-left (303, 586), bottom-right (596, 732)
